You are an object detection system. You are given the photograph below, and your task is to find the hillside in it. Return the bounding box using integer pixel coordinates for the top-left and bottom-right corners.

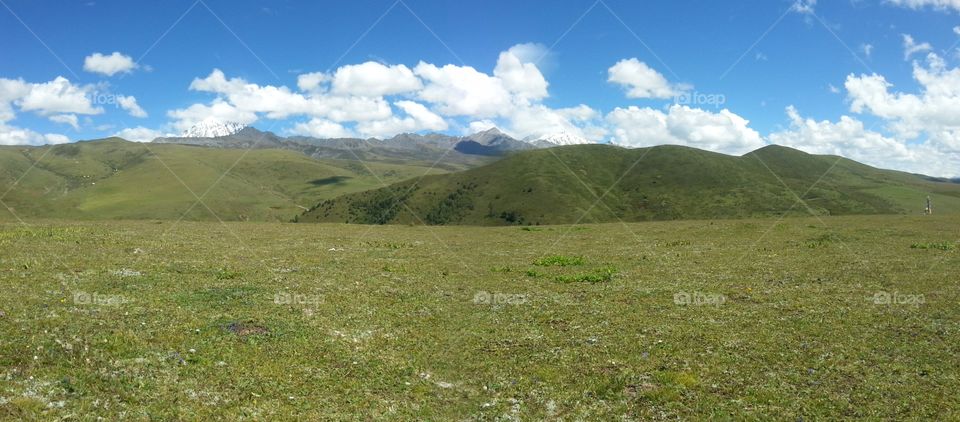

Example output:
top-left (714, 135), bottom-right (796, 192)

top-left (0, 138), bottom-right (459, 222)
top-left (299, 144), bottom-right (960, 225)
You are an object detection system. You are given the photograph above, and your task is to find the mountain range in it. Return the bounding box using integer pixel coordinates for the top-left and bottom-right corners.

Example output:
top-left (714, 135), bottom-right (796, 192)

top-left (155, 122), bottom-right (586, 168)
top-left (2, 123), bottom-right (958, 224)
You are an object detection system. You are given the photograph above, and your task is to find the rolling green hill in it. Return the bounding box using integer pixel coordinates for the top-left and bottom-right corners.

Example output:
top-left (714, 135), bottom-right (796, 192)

top-left (0, 138), bottom-right (460, 222)
top-left (299, 144), bottom-right (960, 225)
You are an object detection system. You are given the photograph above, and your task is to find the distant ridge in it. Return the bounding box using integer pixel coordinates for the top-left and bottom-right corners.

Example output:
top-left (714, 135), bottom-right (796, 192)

top-left (153, 126), bottom-right (561, 166)
top-left (299, 143), bottom-right (960, 225)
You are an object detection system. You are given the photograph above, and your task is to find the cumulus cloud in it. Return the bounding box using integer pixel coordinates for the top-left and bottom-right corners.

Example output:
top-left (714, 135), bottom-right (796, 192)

top-left (0, 76), bottom-right (109, 144)
top-left (83, 52), bottom-right (138, 76)
top-left (902, 34), bottom-right (933, 60)
top-left (330, 62), bottom-right (422, 97)
top-left (766, 51), bottom-right (960, 177)
top-left (606, 105), bottom-right (765, 155)
top-left (355, 100), bottom-right (448, 138)
top-left (0, 123), bottom-right (69, 145)
top-left (493, 44), bottom-right (549, 101)
top-left (49, 114), bottom-right (79, 129)
top-left (845, 53), bottom-right (960, 141)
top-left (506, 104), bottom-right (605, 141)
top-left (771, 106), bottom-right (959, 177)
top-left (291, 118), bottom-right (353, 139)
top-left (296, 72), bottom-right (329, 92)
top-left (607, 58), bottom-right (687, 99)
top-left (770, 106), bottom-right (917, 166)
top-left (414, 61), bottom-right (513, 117)
top-left (116, 95), bottom-right (147, 118)
top-left (189, 69), bottom-right (312, 119)
top-left (175, 68), bottom-right (396, 129)
top-left (886, 0), bottom-right (960, 12)
top-left (114, 126), bottom-right (170, 142)
top-left (16, 76), bottom-right (102, 116)
top-left (167, 99), bottom-right (258, 132)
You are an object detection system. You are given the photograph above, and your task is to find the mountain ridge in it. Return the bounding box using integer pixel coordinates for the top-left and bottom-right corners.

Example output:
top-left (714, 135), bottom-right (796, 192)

top-left (299, 143), bottom-right (960, 225)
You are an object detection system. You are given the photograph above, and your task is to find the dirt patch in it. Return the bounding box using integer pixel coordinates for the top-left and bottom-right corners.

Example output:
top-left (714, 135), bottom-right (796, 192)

top-left (224, 321), bottom-right (269, 337)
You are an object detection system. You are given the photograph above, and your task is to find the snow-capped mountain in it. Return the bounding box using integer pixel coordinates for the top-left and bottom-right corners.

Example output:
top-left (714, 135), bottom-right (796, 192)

top-left (181, 120), bottom-right (247, 138)
top-left (526, 132), bottom-right (592, 146)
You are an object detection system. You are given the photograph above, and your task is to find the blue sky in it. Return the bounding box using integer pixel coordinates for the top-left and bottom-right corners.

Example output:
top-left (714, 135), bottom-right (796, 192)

top-left (2, 0), bottom-right (959, 175)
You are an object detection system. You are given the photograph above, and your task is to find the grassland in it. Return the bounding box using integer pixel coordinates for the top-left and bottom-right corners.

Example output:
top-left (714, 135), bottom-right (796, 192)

top-left (0, 138), bottom-right (463, 222)
top-left (1, 215), bottom-right (957, 419)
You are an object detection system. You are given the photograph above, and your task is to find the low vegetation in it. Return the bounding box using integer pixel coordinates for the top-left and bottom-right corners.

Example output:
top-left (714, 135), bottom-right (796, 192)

top-left (2, 214), bottom-right (957, 419)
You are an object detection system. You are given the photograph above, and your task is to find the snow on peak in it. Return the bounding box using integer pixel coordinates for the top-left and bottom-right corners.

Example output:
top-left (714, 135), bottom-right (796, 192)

top-left (529, 132), bottom-right (592, 146)
top-left (181, 119), bottom-right (247, 138)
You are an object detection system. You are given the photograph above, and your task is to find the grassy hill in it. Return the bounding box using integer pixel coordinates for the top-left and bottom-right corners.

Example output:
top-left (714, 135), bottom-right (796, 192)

top-left (0, 138), bottom-right (460, 222)
top-left (300, 144), bottom-right (960, 225)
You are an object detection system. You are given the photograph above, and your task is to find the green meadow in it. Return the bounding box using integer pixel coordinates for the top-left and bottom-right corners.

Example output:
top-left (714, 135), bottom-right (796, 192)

top-left (1, 215), bottom-right (957, 419)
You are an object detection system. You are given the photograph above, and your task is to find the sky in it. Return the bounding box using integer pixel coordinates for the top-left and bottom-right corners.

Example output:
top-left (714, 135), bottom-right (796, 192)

top-left (1, 0), bottom-right (959, 176)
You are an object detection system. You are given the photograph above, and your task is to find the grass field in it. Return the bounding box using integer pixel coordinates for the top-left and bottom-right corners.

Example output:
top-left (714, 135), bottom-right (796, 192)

top-left (0, 215), bottom-right (958, 419)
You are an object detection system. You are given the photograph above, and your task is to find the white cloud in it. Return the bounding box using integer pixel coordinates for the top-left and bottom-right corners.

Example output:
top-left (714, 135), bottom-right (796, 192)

top-left (861, 43), bottom-right (874, 58)
top-left (771, 106), bottom-right (915, 166)
top-left (297, 72), bottom-right (329, 92)
top-left (886, 0), bottom-right (960, 12)
top-left (16, 76), bottom-right (102, 116)
top-left (0, 123), bottom-right (69, 145)
top-left (466, 119), bottom-right (499, 135)
top-left (607, 58), bottom-right (687, 99)
top-left (606, 105), bottom-right (765, 155)
top-left (167, 99), bottom-right (258, 132)
top-left (116, 95), bottom-right (147, 118)
top-left (845, 53), bottom-right (960, 140)
top-left (177, 69), bottom-right (395, 129)
top-left (902, 34), bottom-right (933, 60)
top-left (770, 106), bottom-right (959, 177)
top-left (354, 100), bottom-right (448, 138)
top-left (189, 69), bottom-right (312, 119)
top-left (414, 61), bottom-right (513, 117)
top-left (493, 43), bottom-right (549, 101)
top-left (114, 126), bottom-right (170, 142)
top-left (330, 62), bottom-right (422, 97)
top-left (791, 0), bottom-right (817, 14)
top-left (311, 95), bottom-right (393, 122)
top-left (829, 84), bottom-right (841, 94)
top-left (291, 118), bottom-right (353, 139)
top-left (49, 114), bottom-right (79, 129)
top-left (83, 52), bottom-right (137, 76)
top-left (505, 104), bottom-right (605, 140)
top-left (0, 78), bottom-right (30, 122)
